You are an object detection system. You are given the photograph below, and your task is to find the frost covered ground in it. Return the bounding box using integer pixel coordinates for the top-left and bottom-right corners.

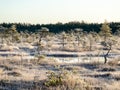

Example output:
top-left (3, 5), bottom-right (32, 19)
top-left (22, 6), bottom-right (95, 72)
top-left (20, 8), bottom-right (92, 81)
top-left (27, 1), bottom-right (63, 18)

top-left (0, 38), bottom-right (120, 90)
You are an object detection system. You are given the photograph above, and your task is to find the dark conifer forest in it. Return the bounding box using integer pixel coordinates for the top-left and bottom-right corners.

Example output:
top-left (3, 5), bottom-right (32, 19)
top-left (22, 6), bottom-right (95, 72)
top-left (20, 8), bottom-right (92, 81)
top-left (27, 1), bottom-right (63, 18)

top-left (0, 21), bottom-right (120, 33)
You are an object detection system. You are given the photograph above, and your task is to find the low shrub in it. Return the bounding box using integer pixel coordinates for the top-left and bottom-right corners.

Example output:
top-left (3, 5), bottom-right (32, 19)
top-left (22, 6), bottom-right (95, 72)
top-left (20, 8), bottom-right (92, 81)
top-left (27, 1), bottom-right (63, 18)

top-left (44, 72), bottom-right (63, 87)
top-left (44, 71), bottom-right (91, 90)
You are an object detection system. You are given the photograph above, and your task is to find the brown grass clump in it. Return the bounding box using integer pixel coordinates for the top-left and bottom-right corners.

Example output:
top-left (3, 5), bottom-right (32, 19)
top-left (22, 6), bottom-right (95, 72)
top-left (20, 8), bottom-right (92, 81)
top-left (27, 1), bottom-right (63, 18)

top-left (105, 80), bottom-right (120, 90)
top-left (30, 56), bottom-right (57, 65)
top-left (107, 56), bottom-right (120, 66)
top-left (83, 77), bottom-right (105, 90)
top-left (107, 60), bottom-right (119, 66)
top-left (0, 68), bottom-right (3, 75)
top-left (62, 73), bottom-right (90, 90)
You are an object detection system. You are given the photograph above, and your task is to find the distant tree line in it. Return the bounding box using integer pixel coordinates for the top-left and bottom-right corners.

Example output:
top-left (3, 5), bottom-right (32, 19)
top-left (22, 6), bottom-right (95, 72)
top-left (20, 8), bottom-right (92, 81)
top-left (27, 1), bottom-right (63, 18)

top-left (0, 21), bottom-right (120, 33)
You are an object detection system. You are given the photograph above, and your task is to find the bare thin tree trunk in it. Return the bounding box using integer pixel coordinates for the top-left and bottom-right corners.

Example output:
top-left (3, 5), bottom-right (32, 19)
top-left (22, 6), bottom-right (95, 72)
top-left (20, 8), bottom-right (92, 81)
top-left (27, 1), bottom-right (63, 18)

top-left (104, 46), bottom-right (111, 64)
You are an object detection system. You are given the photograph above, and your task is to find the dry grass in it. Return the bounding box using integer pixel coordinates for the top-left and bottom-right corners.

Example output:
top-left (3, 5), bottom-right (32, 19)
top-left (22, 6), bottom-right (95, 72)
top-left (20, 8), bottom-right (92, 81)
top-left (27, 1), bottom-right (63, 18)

top-left (107, 56), bottom-right (120, 66)
top-left (0, 58), bottom-right (120, 90)
top-left (105, 80), bottom-right (120, 90)
top-left (0, 40), bottom-right (120, 90)
top-left (0, 68), bottom-right (3, 75)
top-left (62, 73), bottom-right (91, 90)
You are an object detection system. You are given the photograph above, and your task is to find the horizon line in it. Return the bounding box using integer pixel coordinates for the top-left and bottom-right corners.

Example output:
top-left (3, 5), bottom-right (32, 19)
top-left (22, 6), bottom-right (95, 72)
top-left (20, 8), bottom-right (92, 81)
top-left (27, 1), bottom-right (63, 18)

top-left (0, 20), bottom-right (120, 25)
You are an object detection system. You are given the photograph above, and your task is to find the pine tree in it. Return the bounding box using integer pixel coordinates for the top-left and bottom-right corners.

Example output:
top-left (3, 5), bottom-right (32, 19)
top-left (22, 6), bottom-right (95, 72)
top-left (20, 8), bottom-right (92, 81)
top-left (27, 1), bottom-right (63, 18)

top-left (100, 20), bottom-right (113, 64)
top-left (100, 20), bottom-right (112, 41)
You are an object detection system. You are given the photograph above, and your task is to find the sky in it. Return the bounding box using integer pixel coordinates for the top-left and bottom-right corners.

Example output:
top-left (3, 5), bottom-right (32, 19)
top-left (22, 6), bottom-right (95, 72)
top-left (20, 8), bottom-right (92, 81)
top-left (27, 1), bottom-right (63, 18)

top-left (0, 0), bottom-right (120, 24)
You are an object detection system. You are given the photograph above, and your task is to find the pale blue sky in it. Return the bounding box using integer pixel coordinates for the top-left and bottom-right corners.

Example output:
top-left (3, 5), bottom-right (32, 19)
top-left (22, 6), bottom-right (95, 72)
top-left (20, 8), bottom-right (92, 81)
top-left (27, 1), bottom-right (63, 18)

top-left (0, 0), bottom-right (120, 24)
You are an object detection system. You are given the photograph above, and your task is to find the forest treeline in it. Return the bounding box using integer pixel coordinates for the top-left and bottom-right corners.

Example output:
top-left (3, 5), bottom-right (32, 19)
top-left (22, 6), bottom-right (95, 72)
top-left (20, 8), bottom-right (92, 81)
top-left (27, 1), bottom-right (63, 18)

top-left (0, 21), bottom-right (120, 33)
